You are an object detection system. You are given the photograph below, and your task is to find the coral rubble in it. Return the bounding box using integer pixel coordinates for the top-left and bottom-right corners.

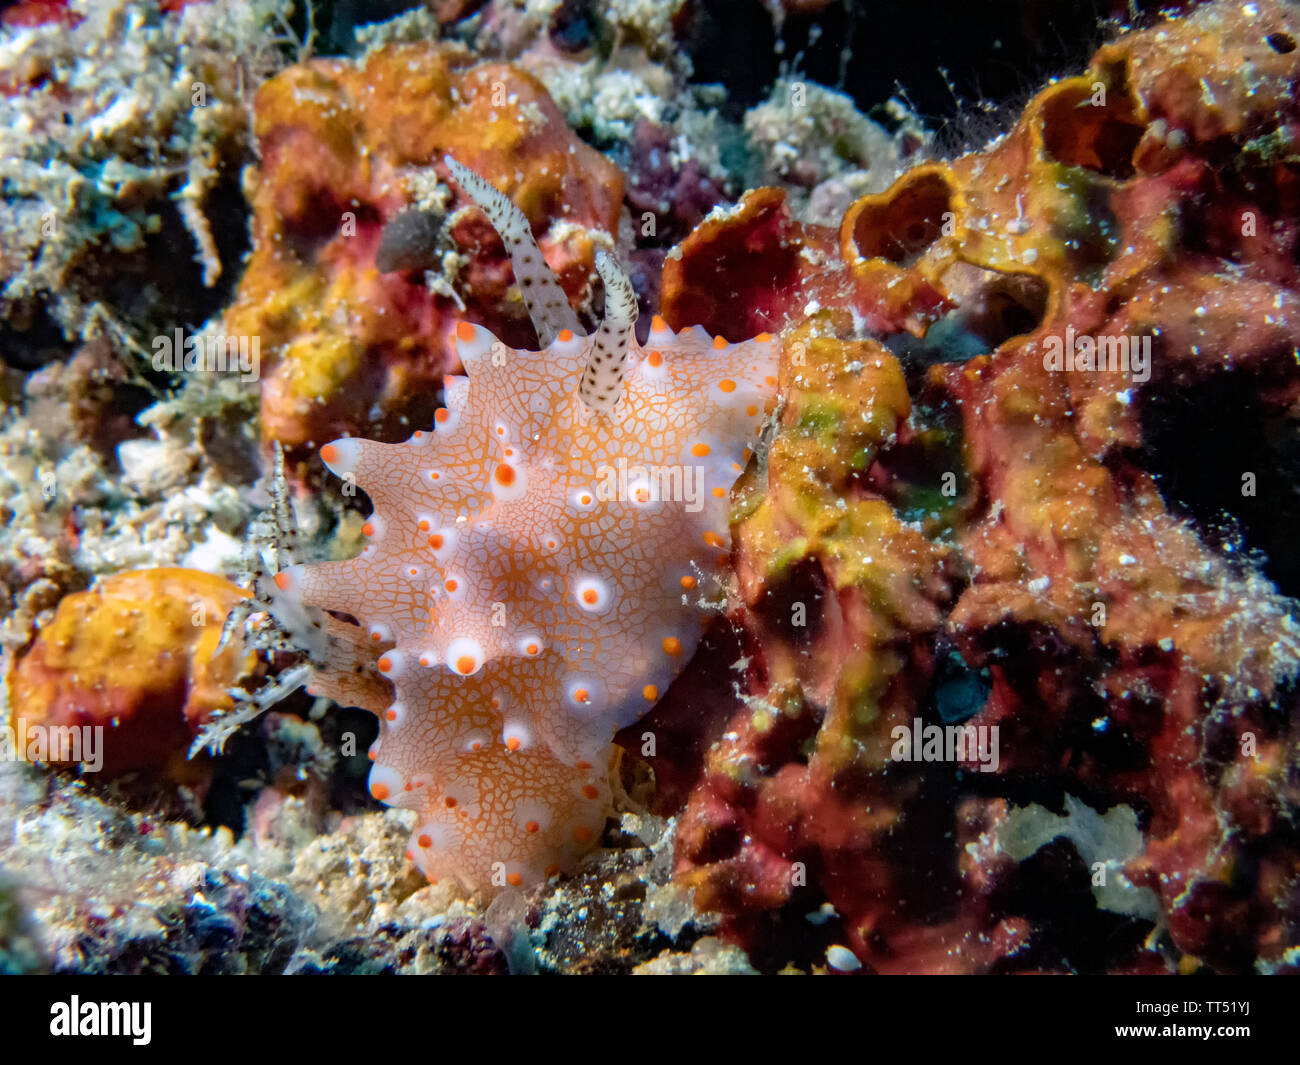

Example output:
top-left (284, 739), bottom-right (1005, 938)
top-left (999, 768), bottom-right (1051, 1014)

top-left (0, 0), bottom-right (290, 345)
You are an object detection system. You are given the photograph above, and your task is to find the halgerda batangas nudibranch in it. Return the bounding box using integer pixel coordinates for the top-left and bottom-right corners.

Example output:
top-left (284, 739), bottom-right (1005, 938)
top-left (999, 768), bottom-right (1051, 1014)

top-left (261, 156), bottom-right (781, 894)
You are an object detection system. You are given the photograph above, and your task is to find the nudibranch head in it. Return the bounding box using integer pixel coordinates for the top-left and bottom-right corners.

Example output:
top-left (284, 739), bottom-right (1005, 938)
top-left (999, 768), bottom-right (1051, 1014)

top-left (268, 156), bottom-right (781, 894)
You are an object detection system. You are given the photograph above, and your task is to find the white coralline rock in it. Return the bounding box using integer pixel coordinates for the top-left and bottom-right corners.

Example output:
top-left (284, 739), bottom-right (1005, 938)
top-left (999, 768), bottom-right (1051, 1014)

top-left (117, 437), bottom-right (195, 496)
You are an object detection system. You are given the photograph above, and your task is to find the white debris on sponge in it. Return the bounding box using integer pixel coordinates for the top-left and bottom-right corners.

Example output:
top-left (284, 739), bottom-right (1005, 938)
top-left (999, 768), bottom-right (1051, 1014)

top-left (997, 794), bottom-right (1162, 922)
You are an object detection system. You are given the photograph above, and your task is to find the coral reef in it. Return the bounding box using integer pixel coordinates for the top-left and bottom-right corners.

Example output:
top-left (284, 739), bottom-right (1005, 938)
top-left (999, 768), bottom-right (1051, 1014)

top-left (0, 0), bottom-right (291, 348)
top-left (0, 333), bottom-right (259, 659)
top-left (672, 0), bottom-right (1300, 974)
top-left (2, 0), bottom-right (1298, 978)
top-left (224, 39), bottom-right (624, 461)
top-left (0, 0), bottom-right (288, 689)
top-left (0, 760), bottom-right (716, 973)
top-left (743, 78), bottom-right (915, 222)
top-left (225, 0), bottom-right (918, 462)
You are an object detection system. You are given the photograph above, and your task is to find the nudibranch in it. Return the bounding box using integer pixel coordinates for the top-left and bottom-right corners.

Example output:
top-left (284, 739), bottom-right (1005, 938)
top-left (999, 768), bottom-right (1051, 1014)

top-left (262, 156), bottom-right (781, 893)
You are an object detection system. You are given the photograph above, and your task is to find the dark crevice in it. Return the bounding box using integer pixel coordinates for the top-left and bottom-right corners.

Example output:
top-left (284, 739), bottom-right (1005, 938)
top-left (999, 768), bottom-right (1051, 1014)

top-left (680, 0), bottom-right (1117, 130)
top-left (1137, 373), bottom-right (1300, 600)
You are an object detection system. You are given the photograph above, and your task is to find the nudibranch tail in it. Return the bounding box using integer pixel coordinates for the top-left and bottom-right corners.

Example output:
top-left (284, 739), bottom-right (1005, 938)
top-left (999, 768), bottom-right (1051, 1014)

top-left (443, 153), bottom-right (584, 347)
top-left (581, 251), bottom-right (638, 416)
